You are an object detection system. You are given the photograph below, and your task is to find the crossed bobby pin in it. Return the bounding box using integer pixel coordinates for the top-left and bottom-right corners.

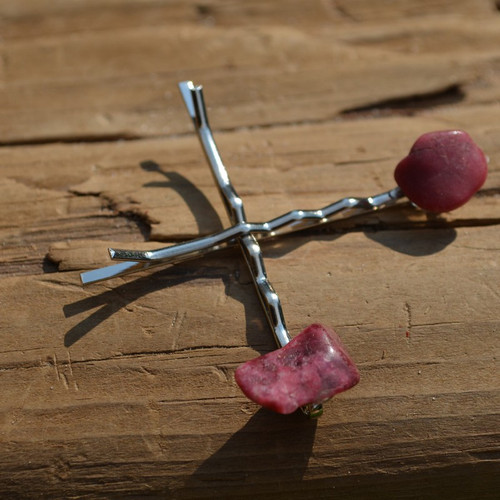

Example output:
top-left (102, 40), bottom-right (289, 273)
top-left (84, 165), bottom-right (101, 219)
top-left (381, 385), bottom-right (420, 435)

top-left (80, 81), bottom-right (488, 418)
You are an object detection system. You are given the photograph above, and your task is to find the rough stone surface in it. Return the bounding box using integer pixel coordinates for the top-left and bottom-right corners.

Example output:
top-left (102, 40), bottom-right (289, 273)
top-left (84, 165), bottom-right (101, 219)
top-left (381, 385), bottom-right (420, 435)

top-left (394, 130), bottom-right (488, 212)
top-left (235, 324), bottom-right (360, 414)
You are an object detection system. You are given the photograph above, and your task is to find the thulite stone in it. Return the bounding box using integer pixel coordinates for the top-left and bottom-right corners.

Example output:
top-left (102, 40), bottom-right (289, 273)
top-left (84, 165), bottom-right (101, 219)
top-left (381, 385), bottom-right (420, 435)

top-left (234, 324), bottom-right (360, 414)
top-left (394, 130), bottom-right (488, 212)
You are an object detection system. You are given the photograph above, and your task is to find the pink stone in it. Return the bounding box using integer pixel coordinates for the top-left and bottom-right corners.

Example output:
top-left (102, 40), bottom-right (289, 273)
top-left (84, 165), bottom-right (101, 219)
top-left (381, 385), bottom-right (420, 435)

top-left (394, 130), bottom-right (488, 212)
top-left (234, 324), bottom-right (360, 414)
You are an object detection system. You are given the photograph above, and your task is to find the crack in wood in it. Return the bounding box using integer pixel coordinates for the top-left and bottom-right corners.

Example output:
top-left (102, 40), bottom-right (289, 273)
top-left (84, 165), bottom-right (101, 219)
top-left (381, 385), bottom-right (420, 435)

top-left (67, 189), bottom-right (152, 241)
top-left (0, 345), bottom-right (249, 373)
top-left (0, 85), bottom-right (468, 149)
top-left (0, 132), bottom-right (146, 148)
top-left (340, 84), bottom-right (465, 118)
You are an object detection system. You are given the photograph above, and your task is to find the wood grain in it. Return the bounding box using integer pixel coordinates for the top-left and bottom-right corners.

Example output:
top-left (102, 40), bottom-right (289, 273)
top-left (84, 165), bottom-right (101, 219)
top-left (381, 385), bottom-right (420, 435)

top-left (1, 1), bottom-right (499, 497)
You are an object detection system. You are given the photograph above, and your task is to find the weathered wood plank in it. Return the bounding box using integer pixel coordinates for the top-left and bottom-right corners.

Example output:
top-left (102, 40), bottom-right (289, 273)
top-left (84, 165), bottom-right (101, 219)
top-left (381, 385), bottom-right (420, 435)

top-left (1, 0), bottom-right (499, 497)
top-left (1, 227), bottom-right (498, 497)
top-left (1, 8), bottom-right (500, 143)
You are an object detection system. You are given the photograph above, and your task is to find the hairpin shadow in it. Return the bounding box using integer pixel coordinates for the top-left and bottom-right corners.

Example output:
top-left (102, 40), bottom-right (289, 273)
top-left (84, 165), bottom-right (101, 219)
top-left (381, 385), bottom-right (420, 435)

top-left (141, 160), bottom-right (224, 234)
top-left (63, 266), bottom-right (204, 347)
top-left (62, 161), bottom-right (228, 347)
top-left (63, 251), bottom-right (275, 352)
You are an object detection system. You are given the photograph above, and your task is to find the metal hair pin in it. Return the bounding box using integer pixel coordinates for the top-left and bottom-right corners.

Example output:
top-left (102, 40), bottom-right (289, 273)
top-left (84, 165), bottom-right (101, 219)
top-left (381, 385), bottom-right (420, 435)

top-left (80, 81), bottom-right (488, 417)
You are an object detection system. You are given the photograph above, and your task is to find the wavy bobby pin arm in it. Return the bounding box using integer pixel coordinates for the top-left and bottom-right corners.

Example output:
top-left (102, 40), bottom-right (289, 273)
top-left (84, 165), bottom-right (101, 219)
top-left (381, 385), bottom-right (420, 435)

top-left (108, 186), bottom-right (404, 263)
top-left (80, 186), bottom-right (404, 285)
top-left (179, 81), bottom-right (291, 347)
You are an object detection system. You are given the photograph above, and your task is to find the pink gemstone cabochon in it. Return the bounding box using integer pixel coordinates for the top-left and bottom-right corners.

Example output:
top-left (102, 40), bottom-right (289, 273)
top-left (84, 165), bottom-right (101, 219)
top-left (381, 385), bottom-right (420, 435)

top-left (234, 324), bottom-right (360, 414)
top-left (394, 130), bottom-right (487, 213)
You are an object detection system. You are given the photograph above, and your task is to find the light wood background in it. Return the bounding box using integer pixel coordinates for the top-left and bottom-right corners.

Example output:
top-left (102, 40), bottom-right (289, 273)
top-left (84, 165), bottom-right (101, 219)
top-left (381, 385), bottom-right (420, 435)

top-left (1, 1), bottom-right (499, 498)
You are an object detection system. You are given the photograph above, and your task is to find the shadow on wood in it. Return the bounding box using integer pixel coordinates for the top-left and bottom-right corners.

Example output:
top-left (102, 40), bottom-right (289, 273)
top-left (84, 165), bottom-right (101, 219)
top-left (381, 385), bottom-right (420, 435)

top-left (364, 227), bottom-right (457, 256)
top-left (140, 160), bottom-right (225, 234)
top-left (182, 408), bottom-right (318, 498)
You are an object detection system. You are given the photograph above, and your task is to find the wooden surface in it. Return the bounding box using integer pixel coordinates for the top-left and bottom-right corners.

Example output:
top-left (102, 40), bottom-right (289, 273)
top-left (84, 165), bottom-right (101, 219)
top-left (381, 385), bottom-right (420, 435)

top-left (1, 1), bottom-right (499, 498)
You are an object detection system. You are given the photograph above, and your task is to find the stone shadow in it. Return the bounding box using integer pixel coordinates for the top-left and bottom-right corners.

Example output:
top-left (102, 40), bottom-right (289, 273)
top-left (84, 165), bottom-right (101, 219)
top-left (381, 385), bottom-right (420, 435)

top-left (183, 408), bottom-right (317, 498)
top-left (364, 227), bottom-right (457, 256)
